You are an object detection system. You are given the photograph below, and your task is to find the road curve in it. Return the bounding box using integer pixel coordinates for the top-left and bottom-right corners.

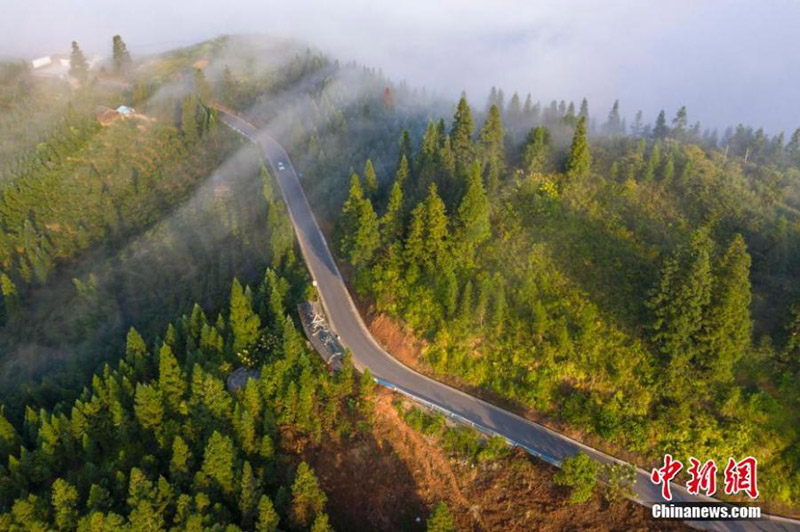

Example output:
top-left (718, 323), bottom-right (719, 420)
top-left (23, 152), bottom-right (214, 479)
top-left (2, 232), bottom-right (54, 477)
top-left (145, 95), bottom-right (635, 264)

top-left (216, 108), bottom-right (800, 532)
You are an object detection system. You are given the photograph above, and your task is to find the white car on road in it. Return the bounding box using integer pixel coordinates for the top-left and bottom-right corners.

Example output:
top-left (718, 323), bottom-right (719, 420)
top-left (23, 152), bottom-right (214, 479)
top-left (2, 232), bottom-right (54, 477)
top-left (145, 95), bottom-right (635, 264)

top-left (277, 161), bottom-right (285, 171)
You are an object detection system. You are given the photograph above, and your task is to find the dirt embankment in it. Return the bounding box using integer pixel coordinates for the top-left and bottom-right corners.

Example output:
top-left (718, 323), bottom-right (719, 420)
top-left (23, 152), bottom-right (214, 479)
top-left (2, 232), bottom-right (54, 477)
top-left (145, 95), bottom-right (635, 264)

top-left (305, 389), bottom-right (688, 531)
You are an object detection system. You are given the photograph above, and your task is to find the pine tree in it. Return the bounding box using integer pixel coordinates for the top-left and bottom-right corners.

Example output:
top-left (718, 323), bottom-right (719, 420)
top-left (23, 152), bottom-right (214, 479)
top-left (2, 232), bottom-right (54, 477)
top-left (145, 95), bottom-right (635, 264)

top-left (422, 184), bottom-right (450, 273)
top-left (672, 106), bottom-right (688, 137)
top-left (566, 116), bottom-right (591, 179)
top-left (399, 129), bottom-right (412, 164)
top-left (169, 435), bottom-right (192, 482)
top-left (229, 278), bottom-right (261, 364)
top-left (202, 431), bottom-right (236, 496)
top-left (158, 343), bottom-right (185, 414)
top-left (456, 163), bottom-right (491, 260)
top-left (605, 100), bottom-right (622, 135)
top-left (417, 120), bottom-right (439, 197)
top-left (256, 496), bottom-right (280, 532)
top-left (479, 104), bottom-right (505, 193)
top-left (700, 234), bottom-right (752, 384)
top-left (51, 478), bottom-right (79, 531)
top-left (349, 194), bottom-right (380, 269)
top-left (381, 180), bottom-right (404, 245)
top-left (642, 141), bottom-right (660, 182)
top-left (290, 462), bottom-right (327, 528)
top-left (69, 41), bottom-right (89, 82)
top-left (134, 383), bottom-right (163, 431)
top-left (579, 98), bottom-right (589, 119)
top-left (311, 513), bottom-right (334, 532)
top-left (363, 159), bottom-right (378, 198)
top-left (523, 126), bottom-right (552, 174)
top-left (111, 35), bottom-right (132, 74)
top-left (0, 407), bottom-right (20, 458)
top-left (239, 461), bottom-right (260, 527)
top-left (395, 154), bottom-right (410, 188)
top-left (450, 95), bottom-right (475, 174)
top-left (648, 229), bottom-right (713, 398)
top-left (653, 110), bottom-right (669, 139)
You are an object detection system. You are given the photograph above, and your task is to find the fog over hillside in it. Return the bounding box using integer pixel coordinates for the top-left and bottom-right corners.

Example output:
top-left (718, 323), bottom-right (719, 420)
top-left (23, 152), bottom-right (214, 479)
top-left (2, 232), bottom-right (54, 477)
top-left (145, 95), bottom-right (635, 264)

top-left (2, 1), bottom-right (799, 134)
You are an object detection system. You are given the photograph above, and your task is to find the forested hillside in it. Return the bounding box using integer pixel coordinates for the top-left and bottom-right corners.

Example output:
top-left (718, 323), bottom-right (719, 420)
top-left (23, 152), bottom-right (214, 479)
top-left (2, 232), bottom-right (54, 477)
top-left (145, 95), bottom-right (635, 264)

top-left (0, 36), bottom-right (320, 414)
top-left (301, 88), bottom-right (800, 505)
top-left (0, 259), bottom-right (360, 530)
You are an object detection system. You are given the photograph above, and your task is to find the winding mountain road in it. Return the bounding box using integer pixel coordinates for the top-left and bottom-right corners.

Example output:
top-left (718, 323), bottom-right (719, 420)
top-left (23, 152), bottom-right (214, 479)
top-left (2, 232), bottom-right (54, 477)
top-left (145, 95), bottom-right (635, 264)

top-left (216, 107), bottom-right (800, 531)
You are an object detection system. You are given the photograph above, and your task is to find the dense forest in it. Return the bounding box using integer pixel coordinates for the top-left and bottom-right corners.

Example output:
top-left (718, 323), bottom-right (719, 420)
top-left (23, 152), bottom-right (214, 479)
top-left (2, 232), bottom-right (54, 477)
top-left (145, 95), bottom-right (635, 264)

top-left (292, 85), bottom-right (800, 504)
top-left (0, 257), bottom-right (366, 530)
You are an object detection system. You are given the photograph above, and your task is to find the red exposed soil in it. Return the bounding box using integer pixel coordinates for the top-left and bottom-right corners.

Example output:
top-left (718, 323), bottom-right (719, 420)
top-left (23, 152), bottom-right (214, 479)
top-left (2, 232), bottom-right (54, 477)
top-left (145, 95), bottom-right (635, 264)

top-left (304, 389), bottom-right (688, 531)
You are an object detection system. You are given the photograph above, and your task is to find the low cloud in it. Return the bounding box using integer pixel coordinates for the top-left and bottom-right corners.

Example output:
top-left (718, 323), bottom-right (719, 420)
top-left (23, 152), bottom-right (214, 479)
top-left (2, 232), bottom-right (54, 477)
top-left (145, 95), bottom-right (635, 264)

top-left (2, 0), bottom-right (798, 133)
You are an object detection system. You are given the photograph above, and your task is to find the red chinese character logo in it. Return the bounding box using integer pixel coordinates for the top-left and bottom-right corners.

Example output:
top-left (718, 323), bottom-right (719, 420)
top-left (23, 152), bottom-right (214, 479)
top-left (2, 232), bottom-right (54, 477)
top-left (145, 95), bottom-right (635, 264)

top-left (723, 457), bottom-right (759, 499)
top-left (650, 454), bottom-right (683, 500)
top-left (686, 457), bottom-right (717, 496)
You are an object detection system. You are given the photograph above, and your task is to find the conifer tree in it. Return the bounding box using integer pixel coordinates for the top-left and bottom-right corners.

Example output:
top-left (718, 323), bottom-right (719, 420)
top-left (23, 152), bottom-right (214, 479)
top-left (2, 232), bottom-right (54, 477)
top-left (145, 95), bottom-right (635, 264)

top-left (158, 343), bottom-right (185, 414)
top-left (69, 41), bottom-right (89, 82)
top-left (566, 116), bottom-right (590, 179)
top-left (479, 104), bottom-right (505, 192)
top-left (653, 110), bottom-right (669, 139)
top-left (229, 278), bottom-right (261, 363)
top-left (450, 95), bottom-right (475, 174)
top-left (134, 383), bottom-right (163, 431)
top-left (456, 163), bottom-right (491, 261)
top-left (202, 431), bottom-right (235, 496)
top-left (363, 158), bottom-right (378, 198)
top-left (111, 35), bottom-right (132, 74)
top-left (422, 184), bottom-right (450, 273)
top-left (239, 461), bottom-right (260, 527)
top-left (256, 495), bottom-right (280, 532)
top-left (381, 180), bottom-right (404, 244)
top-left (673, 105), bottom-right (688, 137)
top-left (312, 513), bottom-right (334, 532)
top-left (649, 229), bottom-right (713, 397)
top-left (579, 97), bottom-right (589, 119)
top-left (395, 154), bottom-right (410, 188)
top-left (700, 234), bottom-right (752, 384)
top-left (290, 462), bottom-right (327, 528)
top-left (399, 130), bottom-right (412, 167)
top-left (605, 100), bottom-right (622, 135)
top-left (169, 435), bottom-right (192, 483)
top-left (523, 126), bottom-right (552, 174)
top-left (51, 478), bottom-right (79, 531)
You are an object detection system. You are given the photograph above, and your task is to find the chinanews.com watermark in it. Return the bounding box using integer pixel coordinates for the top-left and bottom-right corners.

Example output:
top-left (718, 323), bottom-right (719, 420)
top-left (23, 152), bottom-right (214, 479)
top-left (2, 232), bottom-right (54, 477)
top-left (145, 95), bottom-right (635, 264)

top-left (652, 503), bottom-right (761, 521)
top-left (649, 454), bottom-right (764, 521)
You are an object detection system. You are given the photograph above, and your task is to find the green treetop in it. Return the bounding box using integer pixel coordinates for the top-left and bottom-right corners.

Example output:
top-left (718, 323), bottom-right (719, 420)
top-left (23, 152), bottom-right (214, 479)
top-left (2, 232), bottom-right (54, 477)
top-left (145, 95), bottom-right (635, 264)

top-left (456, 163), bottom-right (491, 260)
top-left (112, 35), bottom-right (132, 74)
top-left (566, 116), bottom-right (591, 179)
top-left (363, 158), bottom-right (378, 198)
top-left (450, 95), bottom-right (475, 173)
top-left (229, 278), bottom-right (261, 362)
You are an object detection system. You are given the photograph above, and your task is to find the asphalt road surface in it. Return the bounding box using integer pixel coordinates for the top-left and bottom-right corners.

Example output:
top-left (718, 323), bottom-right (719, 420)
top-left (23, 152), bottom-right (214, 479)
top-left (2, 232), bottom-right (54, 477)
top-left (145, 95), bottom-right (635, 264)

top-left (217, 108), bottom-right (800, 532)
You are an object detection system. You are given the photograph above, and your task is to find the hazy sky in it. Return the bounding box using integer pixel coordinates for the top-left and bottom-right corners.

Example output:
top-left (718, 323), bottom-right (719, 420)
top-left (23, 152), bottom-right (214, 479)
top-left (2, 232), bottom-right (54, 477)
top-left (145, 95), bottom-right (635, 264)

top-left (2, 0), bottom-right (798, 134)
